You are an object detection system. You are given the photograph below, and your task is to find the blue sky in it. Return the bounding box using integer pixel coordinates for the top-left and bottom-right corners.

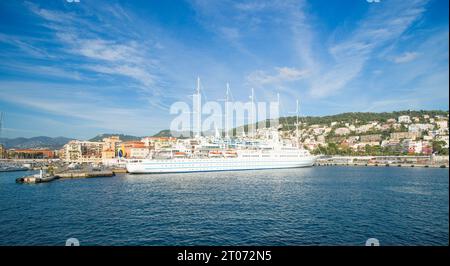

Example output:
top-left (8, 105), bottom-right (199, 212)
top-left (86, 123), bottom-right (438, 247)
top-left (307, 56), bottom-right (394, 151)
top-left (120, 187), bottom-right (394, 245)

top-left (0, 0), bottom-right (448, 139)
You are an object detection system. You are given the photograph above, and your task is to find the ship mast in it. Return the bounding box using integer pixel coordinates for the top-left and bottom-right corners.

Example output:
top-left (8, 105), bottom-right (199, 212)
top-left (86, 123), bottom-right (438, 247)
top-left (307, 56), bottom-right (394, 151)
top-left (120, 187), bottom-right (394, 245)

top-left (276, 93), bottom-right (280, 143)
top-left (296, 99), bottom-right (299, 148)
top-left (195, 77), bottom-right (201, 139)
top-left (0, 112), bottom-right (3, 142)
top-left (225, 83), bottom-right (230, 139)
top-left (250, 88), bottom-right (254, 138)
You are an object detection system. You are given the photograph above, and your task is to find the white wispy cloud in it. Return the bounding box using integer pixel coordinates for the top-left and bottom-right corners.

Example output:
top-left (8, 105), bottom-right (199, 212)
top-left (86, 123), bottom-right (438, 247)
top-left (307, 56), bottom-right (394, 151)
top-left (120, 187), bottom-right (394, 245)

top-left (0, 33), bottom-right (55, 59)
top-left (302, 0), bottom-right (428, 98)
top-left (22, 2), bottom-right (167, 108)
top-left (246, 67), bottom-right (308, 87)
top-left (392, 52), bottom-right (419, 63)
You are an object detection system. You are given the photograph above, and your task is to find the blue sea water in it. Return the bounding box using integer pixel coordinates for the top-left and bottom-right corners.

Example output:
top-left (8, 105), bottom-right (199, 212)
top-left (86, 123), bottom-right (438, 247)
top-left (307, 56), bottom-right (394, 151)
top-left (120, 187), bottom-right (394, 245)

top-left (0, 166), bottom-right (448, 246)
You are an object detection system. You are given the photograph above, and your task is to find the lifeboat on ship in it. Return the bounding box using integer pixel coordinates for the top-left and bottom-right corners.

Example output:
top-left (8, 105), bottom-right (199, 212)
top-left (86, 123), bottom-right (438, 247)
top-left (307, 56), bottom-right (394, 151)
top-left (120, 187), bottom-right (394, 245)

top-left (223, 150), bottom-right (238, 158)
top-left (173, 152), bottom-right (187, 158)
top-left (208, 150), bottom-right (223, 158)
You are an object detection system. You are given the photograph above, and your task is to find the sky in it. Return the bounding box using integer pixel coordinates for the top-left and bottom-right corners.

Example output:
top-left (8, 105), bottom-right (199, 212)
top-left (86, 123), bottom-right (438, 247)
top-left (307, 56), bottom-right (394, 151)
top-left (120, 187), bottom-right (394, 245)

top-left (0, 0), bottom-right (448, 139)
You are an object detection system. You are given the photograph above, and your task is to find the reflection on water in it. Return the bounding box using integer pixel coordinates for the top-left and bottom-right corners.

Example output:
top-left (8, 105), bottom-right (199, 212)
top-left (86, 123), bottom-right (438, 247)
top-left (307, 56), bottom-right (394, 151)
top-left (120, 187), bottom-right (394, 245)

top-left (0, 167), bottom-right (448, 245)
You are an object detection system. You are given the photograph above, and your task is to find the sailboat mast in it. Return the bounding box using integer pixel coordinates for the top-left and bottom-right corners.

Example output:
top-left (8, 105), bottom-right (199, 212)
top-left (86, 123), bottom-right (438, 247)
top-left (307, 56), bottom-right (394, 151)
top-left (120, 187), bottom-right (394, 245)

top-left (296, 99), bottom-right (299, 147)
top-left (0, 112), bottom-right (3, 141)
top-left (225, 83), bottom-right (230, 139)
top-left (250, 88), bottom-right (254, 137)
top-left (196, 77), bottom-right (201, 138)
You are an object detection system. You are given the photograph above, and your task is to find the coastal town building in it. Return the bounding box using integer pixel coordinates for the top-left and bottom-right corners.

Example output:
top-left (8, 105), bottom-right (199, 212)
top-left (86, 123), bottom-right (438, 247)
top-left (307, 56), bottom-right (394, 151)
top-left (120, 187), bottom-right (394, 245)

top-left (63, 140), bottom-right (103, 163)
top-left (7, 149), bottom-right (55, 159)
top-left (436, 120), bottom-right (448, 129)
top-left (408, 123), bottom-right (434, 133)
top-left (355, 124), bottom-right (374, 133)
top-left (390, 132), bottom-right (420, 141)
top-left (335, 127), bottom-right (350, 136)
top-left (0, 144), bottom-right (5, 159)
top-left (387, 118), bottom-right (397, 124)
top-left (120, 141), bottom-right (151, 158)
top-left (398, 115), bottom-right (412, 123)
top-left (101, 136), bottom-right (122, 159)
top-left (101, 149), bottom-right (116, 160)
top-left (141, 137), bottom-right (177, 150)
top-left (129, 147), bottom-right (150, 159)
top-left (360, 134), bottom-right (382, 142)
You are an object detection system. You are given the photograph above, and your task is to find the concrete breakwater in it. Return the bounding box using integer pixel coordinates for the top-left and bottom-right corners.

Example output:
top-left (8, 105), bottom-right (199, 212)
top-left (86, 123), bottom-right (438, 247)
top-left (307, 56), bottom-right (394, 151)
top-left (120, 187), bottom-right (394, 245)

top-left (56, 170), bottom-right (115, 179)
top-left (16, 170), bottom-right (115, 184)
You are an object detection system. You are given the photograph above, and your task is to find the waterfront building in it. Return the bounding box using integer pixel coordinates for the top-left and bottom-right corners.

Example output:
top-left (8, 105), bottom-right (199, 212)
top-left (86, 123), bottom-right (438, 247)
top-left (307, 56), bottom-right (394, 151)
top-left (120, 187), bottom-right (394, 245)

top-left (7, 149), bottom-right (55, 159)
top-left (101, 149), bottom-right (115, 159)
top-left (63, 140), bottom-right (103, 163)
top-left (141, 137), bottom-right (177, 151)
top-left (102, 136), bottom-right (122, 152)
top-left (101, 136), bottom-right (122, 160)
top-left (120, 141), bottom-right (152, 158)
top-left (129, 147), bottom-right (150, 159)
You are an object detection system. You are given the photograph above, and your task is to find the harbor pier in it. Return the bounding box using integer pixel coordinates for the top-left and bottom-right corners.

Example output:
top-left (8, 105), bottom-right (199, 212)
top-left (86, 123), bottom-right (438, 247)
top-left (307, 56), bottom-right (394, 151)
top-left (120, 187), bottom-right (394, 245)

top-left (316, 155), bottom-right (449, 168)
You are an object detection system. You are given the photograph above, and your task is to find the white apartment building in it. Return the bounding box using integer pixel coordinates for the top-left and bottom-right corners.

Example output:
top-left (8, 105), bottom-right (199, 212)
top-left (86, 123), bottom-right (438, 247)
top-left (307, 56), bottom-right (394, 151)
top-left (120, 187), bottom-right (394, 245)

top-left (398, 115), bottom-right (412, 124)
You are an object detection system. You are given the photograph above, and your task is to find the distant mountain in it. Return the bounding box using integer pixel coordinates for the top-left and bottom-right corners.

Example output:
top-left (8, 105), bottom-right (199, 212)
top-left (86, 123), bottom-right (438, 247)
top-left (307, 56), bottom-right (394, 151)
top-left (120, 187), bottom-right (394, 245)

top-left (0, 136), bottom-right (73, 150)
top-left (152, 130), bottom-right (172, 137)
top-left (152, 130), bottom-right (192, 138)
top-left (88, 133), bottom-right (141, 142)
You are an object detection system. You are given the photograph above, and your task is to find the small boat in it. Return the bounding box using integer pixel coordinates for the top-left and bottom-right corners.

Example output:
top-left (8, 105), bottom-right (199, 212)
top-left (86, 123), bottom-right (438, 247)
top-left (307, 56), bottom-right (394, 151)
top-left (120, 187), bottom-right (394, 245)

top-left (16, 170), bottom-right (59, 184)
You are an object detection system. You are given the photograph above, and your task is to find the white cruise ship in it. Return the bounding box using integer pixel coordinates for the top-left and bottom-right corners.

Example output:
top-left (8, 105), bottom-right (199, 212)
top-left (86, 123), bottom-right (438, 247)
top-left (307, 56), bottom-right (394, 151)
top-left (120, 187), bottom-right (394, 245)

top-left (126, 129), bottom-right (316, 174)
top-left (126, 150), bottom-right (315, 174)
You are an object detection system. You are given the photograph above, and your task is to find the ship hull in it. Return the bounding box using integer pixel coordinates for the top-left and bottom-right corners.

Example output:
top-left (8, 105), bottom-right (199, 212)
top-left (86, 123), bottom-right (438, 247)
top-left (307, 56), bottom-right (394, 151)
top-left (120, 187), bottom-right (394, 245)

top-left (126, 156), bottom-right (316, 174)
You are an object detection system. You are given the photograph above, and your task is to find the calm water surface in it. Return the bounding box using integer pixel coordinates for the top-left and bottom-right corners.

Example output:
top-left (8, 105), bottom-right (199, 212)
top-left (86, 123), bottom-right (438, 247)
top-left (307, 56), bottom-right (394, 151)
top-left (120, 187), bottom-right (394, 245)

top-left (0, 166), bottom-right (448, 245)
